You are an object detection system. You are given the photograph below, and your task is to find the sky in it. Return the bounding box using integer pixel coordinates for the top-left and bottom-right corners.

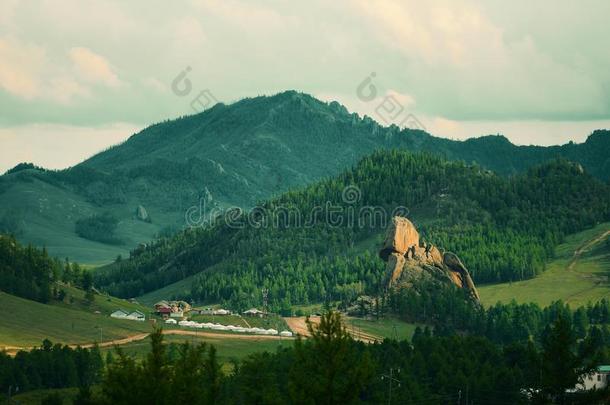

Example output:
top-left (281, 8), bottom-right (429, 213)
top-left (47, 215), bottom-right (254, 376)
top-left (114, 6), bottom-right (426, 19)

top-left (1, 0), bottom-right (610, 173)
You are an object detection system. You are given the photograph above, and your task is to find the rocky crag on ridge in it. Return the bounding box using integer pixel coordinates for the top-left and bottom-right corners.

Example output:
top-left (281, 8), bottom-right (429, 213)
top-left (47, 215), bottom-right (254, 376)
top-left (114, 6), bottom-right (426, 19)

top-left (379, 216), bottom-right (480, 302)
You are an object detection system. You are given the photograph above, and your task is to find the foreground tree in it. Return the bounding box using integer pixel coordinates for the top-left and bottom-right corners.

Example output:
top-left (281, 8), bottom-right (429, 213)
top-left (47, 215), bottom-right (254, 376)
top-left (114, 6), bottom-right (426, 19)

top-left (540, 316), bottom-right (588, 403)
top-left (289, 311), bottom-right (374, 404)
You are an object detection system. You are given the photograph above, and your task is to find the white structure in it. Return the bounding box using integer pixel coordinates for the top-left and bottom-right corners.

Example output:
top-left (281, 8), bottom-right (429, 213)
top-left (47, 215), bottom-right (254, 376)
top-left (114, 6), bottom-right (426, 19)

top-left (578, 366), bottom-right (610, 391)
top-left (110, 310), bottom-right (129, 319)
top-left (126, 311), bottom-right (146, 321)
top-left (165, 318), bottom-right (177, 324)
top-left (111, 309), bottom-right (145, 322)
top-left (243, 308), bottom-right (265, 317)
top-left (280, 330), bottom-right (293, 337)
top-left (169, 310), bottom-right (184, 318)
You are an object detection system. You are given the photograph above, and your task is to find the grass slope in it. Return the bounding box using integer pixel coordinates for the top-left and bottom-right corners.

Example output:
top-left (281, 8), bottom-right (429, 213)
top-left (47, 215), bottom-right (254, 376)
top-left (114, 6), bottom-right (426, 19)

top-left (99, 334), bottom-right (289, 364)
top-left (0, 288), bottom-right (152, 348)
top-left (345, 317), bottom-right (420, 341)
top-left (479, 222), bottom-right (610, 307)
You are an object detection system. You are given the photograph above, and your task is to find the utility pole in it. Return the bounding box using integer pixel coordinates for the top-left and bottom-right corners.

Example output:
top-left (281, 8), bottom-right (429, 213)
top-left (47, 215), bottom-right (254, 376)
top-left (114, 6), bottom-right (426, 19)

top-left (381, 368), bottom-right (400, 405)
top-left (457, 389), bottom-right (462, 405)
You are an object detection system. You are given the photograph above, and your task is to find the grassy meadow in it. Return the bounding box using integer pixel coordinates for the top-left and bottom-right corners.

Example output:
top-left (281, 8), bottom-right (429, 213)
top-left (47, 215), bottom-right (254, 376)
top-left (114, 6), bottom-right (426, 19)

top-left (0, 288), bottom-right (153, 348)
top-left (479, 222), bottom-right (610, 308)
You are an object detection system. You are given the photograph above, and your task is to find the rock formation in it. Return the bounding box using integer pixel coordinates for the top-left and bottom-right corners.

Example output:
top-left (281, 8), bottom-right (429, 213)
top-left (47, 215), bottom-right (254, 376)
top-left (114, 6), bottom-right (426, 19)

top-left (135, 205), bottom-right (150, 222)
top-left (379, 216), bottom-right (480, 302)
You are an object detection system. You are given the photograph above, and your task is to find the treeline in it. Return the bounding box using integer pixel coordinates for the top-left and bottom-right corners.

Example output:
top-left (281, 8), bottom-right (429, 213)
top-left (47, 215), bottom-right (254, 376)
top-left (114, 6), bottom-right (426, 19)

top-left (386, 280), bottom-right (610, 345)
top-left (0, 340), bottom-right (103, 395)
top-left (0, 234), bottom-right (95, 303)
top-left (95, 152), bottom-right (610, 304)
top-left (31, 312), bottom-right (610, 404)
top-left (0, 235), bottom-right (56, 302)
top-left (75, 213), bottom-right (122, 245)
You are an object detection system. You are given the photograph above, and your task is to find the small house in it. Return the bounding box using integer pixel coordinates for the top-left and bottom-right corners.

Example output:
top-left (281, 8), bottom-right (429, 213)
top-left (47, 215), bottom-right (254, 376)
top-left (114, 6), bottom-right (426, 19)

top-left (169, 310), bottom-right (184, 318)
top-left (127, 311), bottom-right (146, 321)
top-left (110, 310), bottom-right (129, 319)
top-left (243, 308), bottom-right (265, 317)
top-left (578, 365), bottom-right (610, 391)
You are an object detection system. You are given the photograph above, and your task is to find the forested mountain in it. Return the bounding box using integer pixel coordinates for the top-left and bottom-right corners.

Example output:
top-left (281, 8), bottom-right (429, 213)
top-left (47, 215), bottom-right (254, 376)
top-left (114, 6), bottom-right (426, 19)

top-left (1, 91), bottom-right (609, 264)
top-left (94, 151), bottom-right (610, 308)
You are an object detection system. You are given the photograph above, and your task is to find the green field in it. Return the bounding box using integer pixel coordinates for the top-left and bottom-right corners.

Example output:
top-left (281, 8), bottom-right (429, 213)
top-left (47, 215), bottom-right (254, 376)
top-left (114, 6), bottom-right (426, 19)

top-left (479, 223), bottom-right (610, 308)
top-left (99, 333), bottom-right (289, 363)
top-left (0, 288), bottom-right (153, 348)
top-left (346, 317), bottom-right (420, 341)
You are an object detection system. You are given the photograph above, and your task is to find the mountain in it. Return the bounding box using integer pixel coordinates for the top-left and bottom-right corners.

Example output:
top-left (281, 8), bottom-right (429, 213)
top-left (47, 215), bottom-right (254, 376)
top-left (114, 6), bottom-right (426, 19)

top-left (93, 151), bottom-right (610, 309)
top-left (1, 90), bottom-right (609, 264)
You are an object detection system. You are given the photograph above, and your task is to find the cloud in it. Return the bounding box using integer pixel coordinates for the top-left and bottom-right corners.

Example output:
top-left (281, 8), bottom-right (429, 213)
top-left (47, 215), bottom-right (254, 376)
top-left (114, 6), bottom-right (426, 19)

top-left (69, 47), bottom-right (122, 88)
top-left (0, 37), bottom-right (46, 99)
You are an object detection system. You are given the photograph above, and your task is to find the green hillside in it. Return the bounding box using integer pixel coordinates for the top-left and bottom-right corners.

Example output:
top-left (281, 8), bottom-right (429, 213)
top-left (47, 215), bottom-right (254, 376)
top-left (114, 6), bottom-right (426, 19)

top-left (479, 222), bottom-right (610, 307)
top-left (0, 288), bottom-right (151, 348)
top-left (1, 91), bottom-right (609, 265)
top-left (95, 151), bottom-right (610, 309)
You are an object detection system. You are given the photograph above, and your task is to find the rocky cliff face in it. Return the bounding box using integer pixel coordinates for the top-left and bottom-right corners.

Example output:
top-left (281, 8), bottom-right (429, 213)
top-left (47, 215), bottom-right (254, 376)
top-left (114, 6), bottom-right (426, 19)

top-left (379, 216), bottom-right (480, 302)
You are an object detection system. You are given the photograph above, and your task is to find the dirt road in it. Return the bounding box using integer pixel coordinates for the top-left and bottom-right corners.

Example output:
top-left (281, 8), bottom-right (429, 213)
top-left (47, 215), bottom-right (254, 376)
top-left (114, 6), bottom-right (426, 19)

top-left (568, 230), bottom-right (610, 272)
top-left (3, 328), bottom-right (294, 356)
top-left (284, 316), bottom-right (381, 343)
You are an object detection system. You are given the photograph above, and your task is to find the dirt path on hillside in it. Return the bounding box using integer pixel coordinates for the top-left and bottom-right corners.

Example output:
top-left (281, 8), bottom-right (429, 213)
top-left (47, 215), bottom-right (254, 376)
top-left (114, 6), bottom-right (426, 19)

top-left (3, 329), bottom-right (294, 356)
top-left (568, 230), bottom-right (610, 272)
top-left (284, 316), bottom-right (381, 343)
top-left (562, 229), bottom-right (610, 303)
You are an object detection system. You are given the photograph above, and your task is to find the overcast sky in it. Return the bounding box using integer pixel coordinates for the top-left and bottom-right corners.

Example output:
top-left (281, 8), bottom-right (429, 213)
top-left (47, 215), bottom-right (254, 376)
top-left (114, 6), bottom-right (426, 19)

top-left (1, 0), bottom-right (610, 173)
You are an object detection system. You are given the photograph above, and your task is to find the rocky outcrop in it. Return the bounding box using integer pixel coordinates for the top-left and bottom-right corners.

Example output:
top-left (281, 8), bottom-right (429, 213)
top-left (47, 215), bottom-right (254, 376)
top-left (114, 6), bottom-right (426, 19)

top-left (135, 205), bottom-right (151, 222)
top-left (379, 216), bottom-right (480, 302)
top-left (380, 216), bottom-right (420, 260)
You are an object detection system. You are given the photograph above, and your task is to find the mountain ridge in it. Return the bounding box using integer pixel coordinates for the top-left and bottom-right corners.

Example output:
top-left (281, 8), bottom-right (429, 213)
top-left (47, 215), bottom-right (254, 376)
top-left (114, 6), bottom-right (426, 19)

top-left (1, 90), bottom-right (609, 263)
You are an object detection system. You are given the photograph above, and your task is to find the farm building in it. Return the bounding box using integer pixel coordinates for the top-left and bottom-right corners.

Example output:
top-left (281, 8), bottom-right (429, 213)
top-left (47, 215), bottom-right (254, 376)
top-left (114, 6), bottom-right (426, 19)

top-left (126, 311), bottom-right (146, 321)
top-left (154, 300), bottom-right (191, 317)
top-left (165, 318), bottom-right (177, 324)
top-left (243, 308), bottom-right (265, 317)
top-left (111, 309), bottom-right (145, 322)
top-left (578, 365), bottom-right (610, 391)
top-left (110, 310), bottom-right (129, 319)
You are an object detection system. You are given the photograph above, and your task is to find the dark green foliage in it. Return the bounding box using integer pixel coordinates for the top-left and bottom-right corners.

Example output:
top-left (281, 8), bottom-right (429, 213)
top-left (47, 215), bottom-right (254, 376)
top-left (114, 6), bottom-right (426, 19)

top-left (0, 234), bottom-right (56, 302)
top-left (101, 328), bottom-right (222, 405)
top-left (289, 312), bottom-right (374, 404)
top-left (75, 213), bottom-right (122, 245)
top-left (0, 235), bottom-right (97, 303)
top-left (90, 312), bottom-right (610, 404)
top-left (0, 341), bottom-right (103, 395)
top-left (95, 152), bottom-right (610, 305)
top-left (4, 162), bottom-right (45, 175)
top-left (390, 280), bottom-right (610, 347)
top-left (541, 316), bottom-right (585, 400)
